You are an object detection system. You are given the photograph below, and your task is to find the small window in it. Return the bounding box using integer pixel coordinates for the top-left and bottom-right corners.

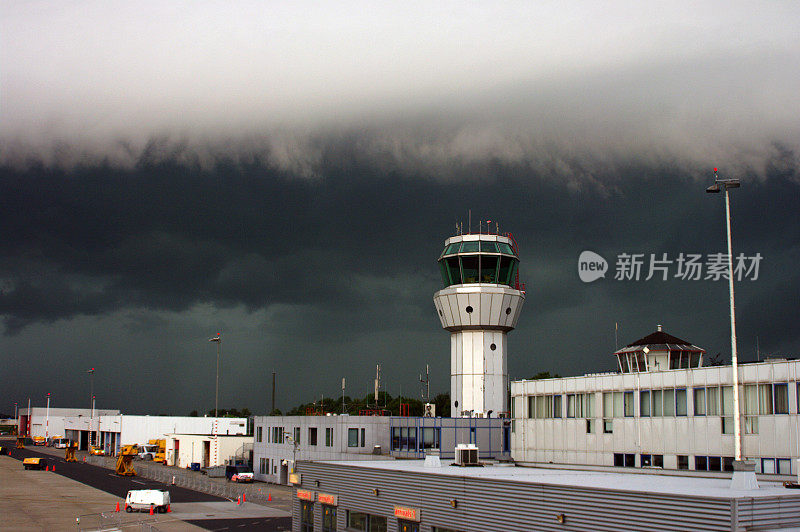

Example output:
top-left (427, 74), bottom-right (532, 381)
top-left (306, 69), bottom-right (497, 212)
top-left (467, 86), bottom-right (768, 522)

top-left (461, 241), bottom-right (479, 253)
top-left (603, 420), bottom-right (613, 433)
top-left (708, 456), bottom-right (722, 471)
top-left (641, 454), bottom-right (652, 467)
top-left (309, 427), bottom-right (318, 446)
top-left (693, 388), bottom-right (706, 416)
top-left (625, 454), bottom-right (635, 467)
top-left (398, 520), bottom-right (420, 532)
top-left (677, 455), bottom-right (689, 470)
top-left (653, 454), bottom-right (663, 468)
top-left (676, 389), bottom-right (687, 416)
top-left (695, 456), bottom-right (708, 471)
top-left (497, 242), bottom-right (515, 255)
top-left (586, 419), bottom-right (594, 433)
top-left (614, 453), bottom-right (624, 467)
top-left (360, 427), bottom-right (365, 447)
top-left (624, 391), bottom-right (635, 417)
top-left (640, 390), bottom-right (651, 417)
top-left (480, 241), bottom-right (498, 253)
top-left (326, 427), bottom-right (333, 447)
top-left (774, 383), bottom-right (789, 414)
top-left (348, 428), bottom-right (359, 447)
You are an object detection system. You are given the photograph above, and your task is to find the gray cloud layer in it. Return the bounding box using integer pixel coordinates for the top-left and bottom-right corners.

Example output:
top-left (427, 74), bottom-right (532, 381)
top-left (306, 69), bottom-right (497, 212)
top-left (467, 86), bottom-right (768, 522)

top-left (1, 2), bottom-right (798, 414)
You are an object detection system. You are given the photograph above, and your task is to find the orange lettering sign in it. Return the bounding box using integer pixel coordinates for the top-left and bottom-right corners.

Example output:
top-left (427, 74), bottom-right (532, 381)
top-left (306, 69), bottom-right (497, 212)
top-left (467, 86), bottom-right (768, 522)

top-left (318, 493), bottom-right (338, 505)
top-left (393, 506), bottom-right (420, 521)
top-left (297, 489), bottom-right (315, 501)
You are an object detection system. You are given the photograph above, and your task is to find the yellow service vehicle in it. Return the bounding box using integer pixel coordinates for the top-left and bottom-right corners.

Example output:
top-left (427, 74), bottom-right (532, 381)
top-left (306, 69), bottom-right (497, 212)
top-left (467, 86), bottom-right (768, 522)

top-left (32, 436), bottom-right (46, 446)
top-left (23, 457), bottom-right (47, 470)
top-left (89, 445), bottom-right (105, 456)
top-left (149, 439), bottom-right (167, 463)
top-left (116, 444), bottom-right (138, 476)
top-left (65, 440), bottom-right (78, 462)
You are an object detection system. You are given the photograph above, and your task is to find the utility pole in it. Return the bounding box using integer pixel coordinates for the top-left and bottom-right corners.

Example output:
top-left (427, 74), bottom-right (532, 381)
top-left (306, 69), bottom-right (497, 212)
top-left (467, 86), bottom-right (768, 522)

top-left (342, 378), bottom-right (346, 415)
top-left (419, 364), bottom-right (430, 403)
top-left (209, 333), bottom-right (222, 417)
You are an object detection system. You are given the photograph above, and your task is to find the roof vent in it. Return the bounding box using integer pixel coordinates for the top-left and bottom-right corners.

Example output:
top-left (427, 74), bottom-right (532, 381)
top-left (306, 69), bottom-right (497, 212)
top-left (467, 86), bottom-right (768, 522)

top-left (657, 324), bottom-right (663, 332)
top-left (455, 444), bottom-right (480, 467)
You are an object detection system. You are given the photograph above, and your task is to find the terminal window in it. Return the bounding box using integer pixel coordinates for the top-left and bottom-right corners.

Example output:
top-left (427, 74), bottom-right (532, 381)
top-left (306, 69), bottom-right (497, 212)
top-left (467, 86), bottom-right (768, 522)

top-left (309, 427), bottom-right (318, 446)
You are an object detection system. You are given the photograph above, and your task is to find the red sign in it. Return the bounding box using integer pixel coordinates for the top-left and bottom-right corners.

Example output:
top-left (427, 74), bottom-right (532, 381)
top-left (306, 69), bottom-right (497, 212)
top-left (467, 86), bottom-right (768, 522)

top-left (318, 493), bottom-right (338, 506)
top-left (394, 506), bottom-right (420, 522)
top-left (297, 489), bottom-right (315, 501)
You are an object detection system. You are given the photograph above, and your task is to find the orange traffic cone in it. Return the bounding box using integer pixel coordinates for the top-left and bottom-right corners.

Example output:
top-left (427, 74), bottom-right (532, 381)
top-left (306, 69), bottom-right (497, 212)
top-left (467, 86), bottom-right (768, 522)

top-left (166, 504), bottom-right (171, 513)
top-left (115, 502), bottom-right (120, 512)
top-left (51, 464), bottom-right (55, 472)
top-left (242, 493), bottom-right (246, 503)
top-left (149, 504), bottom-right (154, 515)
top-left (268, 493), bottom-right (272, 502)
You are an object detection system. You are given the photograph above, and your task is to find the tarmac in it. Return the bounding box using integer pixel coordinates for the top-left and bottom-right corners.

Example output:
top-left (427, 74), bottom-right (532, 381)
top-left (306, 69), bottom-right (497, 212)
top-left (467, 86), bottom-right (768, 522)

top-left (0, 438), bottom-right (292, 531)
top-left (0, 453), bottom-right (202, 531)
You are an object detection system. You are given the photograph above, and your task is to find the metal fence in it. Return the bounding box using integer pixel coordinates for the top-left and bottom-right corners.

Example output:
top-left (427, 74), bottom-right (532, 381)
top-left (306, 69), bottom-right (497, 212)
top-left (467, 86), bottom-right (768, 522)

top-left (86, 455), bottom-right (273, 504)
top-left (75, 511), bottom-right (164, 531)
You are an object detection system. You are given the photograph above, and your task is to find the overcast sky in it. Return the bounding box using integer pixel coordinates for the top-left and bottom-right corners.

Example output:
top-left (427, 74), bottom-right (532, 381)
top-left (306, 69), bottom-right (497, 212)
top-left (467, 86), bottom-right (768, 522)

top-left (1, 2), bottom-right (798, 416)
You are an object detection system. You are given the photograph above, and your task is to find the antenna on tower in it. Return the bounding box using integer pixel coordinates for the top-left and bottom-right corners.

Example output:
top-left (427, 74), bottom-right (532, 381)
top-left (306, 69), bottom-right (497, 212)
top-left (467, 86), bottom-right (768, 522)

top-left (419, 364), bottom-right (430, 403)
top-left (374, 364), bottom-right (381, 408)
top-left (468, 210), bottom-right (472, 234)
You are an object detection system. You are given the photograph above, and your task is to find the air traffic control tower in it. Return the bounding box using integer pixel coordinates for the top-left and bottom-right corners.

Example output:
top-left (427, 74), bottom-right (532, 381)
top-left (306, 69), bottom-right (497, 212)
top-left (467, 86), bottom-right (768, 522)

top-left (433, 231), bottom-right (525, 418)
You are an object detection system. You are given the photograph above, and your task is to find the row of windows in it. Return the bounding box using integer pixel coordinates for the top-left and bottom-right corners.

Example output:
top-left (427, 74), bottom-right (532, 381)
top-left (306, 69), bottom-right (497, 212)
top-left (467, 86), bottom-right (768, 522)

top-left (257, 425), bottom-right (371, 447)
top-left (391, 427), bottom-right (441, 451)
top-left (528, 393), bottom-right (595, 419)
top-left (526, 383), bottom-right (791, 419)
top-left (439, 254), bottom-right (519, 287)
top-left (611, 453), bottom-right (793, 474)
top-left (440, 240), bottom-right (516, 257)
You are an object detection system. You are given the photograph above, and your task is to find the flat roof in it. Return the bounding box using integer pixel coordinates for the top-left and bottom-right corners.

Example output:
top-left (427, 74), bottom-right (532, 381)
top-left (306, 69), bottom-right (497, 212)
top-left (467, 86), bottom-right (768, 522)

top-left (321, 460), bottom-right (797, 500)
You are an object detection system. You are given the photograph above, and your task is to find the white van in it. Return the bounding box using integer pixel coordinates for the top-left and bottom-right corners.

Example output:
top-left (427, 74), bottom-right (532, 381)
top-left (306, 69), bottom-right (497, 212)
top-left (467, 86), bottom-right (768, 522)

top-left (124, 489), bottom-right (171, 513)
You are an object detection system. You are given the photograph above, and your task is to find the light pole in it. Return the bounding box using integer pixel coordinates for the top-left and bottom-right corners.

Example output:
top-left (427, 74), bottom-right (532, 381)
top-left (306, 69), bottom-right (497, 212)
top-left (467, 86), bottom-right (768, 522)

top-left (45, 392), bottom-right (51, 441)
top-left (706, 168), bottom-right (757, 489)
top-left (88, 368), bottom-right (95, 446)
top-left (209, 333), bottom-right (222, 417)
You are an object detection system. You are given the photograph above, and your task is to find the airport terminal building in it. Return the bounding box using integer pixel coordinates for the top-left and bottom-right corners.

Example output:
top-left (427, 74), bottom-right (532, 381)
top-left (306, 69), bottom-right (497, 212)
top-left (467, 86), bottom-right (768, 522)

top-left (512, 328), bottom-right (800, 475)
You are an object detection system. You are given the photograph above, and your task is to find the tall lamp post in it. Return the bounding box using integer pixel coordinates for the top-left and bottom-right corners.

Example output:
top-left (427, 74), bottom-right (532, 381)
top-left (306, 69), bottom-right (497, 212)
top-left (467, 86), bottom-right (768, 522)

top-left (88, 368), bottom-right (95, 447)
top-left (209, 333), bottom-right (222, 418)
top-left (706, 168), bottom-right (757, 490)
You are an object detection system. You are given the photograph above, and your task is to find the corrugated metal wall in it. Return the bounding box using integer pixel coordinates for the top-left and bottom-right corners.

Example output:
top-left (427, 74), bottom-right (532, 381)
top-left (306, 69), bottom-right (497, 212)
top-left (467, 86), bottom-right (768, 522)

top-left (292, 461), bottom-right (800, 532)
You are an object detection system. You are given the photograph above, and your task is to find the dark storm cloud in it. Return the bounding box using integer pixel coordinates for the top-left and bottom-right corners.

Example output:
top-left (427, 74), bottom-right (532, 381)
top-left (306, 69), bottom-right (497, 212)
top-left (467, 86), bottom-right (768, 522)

top-left (2, 2), bottom-right (799, 414)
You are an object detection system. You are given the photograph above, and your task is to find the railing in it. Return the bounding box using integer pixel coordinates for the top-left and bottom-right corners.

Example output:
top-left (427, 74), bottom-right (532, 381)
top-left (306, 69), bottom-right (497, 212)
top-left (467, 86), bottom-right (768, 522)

top-left (86, 455), bottom-right (274, 504)
top-left (76, 511), bottom-right (164, 531)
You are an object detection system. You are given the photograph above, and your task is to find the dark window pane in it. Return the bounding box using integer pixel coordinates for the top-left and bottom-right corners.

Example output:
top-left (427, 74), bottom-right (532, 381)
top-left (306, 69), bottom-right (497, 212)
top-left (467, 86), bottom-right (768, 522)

top-left (461, 241), bottom-right (479, 253)
top-left (653, 455), bottom-right (664, 468)
top-left (677, 455), bottom-right (689, 469)
top-left (480, 241), bottom-right (498, 252)
top-left (481, 255), bottom-right (499, 283)
top-left (439, 261), bottom-right (450, 286)
top-left (508, 260), bottom-right (519, 287)
top-left (446, 257), bottom-right (462, 284)
top-left (461, 256), bottom-right (479, 283)
top-left (709, 456), bottom-right (721, 471)
top-left (625, 454), bottom-right (635, 467)
top-left (497, 242), bottom-right (515, 255)
top-left (445, 242), bottom-right (461, 255)
top-left (498, 256), bottom-right (513, 286)
top-left (614, 453), bottom-right (624, 466)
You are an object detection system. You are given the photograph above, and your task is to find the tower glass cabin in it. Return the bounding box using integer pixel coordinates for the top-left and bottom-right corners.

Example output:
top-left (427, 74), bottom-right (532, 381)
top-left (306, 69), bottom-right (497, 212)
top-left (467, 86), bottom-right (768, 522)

top-left (433, 233), bottom-right (525, 418)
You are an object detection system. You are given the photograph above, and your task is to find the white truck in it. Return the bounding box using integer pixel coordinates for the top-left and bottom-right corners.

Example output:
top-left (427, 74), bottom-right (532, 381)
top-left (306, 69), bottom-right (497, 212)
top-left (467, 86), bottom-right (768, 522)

top-left (124, 489), bottom-right (171, 513)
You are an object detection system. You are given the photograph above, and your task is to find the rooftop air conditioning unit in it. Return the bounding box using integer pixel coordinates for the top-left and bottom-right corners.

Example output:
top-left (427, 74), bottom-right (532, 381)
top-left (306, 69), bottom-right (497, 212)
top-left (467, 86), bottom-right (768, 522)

top-left (455, 444), bottom-right (479, 466)
top-left (423, 403), bottom-right (436, 417)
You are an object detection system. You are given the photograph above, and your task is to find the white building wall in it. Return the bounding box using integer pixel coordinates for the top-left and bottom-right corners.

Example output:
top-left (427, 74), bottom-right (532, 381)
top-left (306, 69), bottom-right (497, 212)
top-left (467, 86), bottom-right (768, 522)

top-left (252, 415), bottom-right (391, 485)
top-left (28, 408), bottom-right (118, 439)
top-left (512, 360), bottom-right (800, 474)
top-left (165, 434), bottom-right (251, 468)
